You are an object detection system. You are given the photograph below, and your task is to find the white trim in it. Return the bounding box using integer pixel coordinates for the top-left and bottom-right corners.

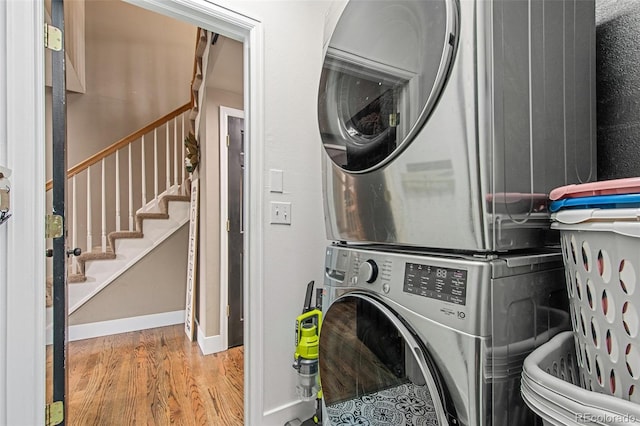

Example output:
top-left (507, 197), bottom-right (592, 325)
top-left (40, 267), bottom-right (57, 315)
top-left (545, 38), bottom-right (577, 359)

top-left (125, 2), bottom-right (265, 424)
top-left (0, 2), bottom-right (7, 420)
top-left (196, 323), bottom-right (226, 355)
top-left (263, 400), bottom-right (316, 426)
top-left (46, 310), bottom-right (185, 344)
top-left (2, 1), bottom-right (46, 425)
top-left (244, 22), bottom-right (266, 426)
top-left (219, 106), bottom-right (245, 351)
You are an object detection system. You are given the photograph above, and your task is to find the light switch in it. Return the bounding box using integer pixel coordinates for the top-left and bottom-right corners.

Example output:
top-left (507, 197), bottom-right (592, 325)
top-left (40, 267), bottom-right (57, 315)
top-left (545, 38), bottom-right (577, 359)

top-left (270, 169), bottom-right (283, 193)
top-left (270, 201), bottom-right (291, 225)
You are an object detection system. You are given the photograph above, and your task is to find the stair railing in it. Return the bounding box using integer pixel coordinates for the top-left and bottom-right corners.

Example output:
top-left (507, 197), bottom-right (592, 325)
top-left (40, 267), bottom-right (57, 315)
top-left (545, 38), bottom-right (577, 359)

top-left (45, 102), bottom-right (192, 274)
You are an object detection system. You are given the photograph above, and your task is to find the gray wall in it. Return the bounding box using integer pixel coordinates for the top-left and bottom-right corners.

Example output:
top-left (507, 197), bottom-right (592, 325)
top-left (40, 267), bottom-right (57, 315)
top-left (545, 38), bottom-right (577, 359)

top-left (597, 0), bottom-right (640, 179)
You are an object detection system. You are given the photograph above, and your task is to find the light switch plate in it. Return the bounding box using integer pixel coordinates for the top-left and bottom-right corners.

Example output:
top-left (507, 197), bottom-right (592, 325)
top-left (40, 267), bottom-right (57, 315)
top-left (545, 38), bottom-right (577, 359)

top-left (270, 201), bottom-right (291, 225)
top-left (270, 169), bottom-right (283, 193)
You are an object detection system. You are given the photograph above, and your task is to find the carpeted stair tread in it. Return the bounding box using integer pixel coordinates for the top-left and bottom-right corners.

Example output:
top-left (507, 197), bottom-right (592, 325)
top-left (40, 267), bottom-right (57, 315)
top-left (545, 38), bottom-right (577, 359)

top-left (78, 250), bottom-right (116, 262)
top-left (108, 231), bottom-right (143, 239)
top-left (136, 212), bottom-right (170, 220)
top-left (68, 273), bottom-right (87, 283)
top-left (161, 194), bottom-right (190, 203)
top-left (45, 274), bottom-right (87, 308)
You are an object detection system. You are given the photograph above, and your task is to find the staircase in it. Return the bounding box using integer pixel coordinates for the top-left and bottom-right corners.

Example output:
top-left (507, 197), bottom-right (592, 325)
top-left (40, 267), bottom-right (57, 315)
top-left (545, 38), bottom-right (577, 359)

top-left (45, 28), bottom-right (215, 323)
top-left (45, 104), bottom-right (193, 314)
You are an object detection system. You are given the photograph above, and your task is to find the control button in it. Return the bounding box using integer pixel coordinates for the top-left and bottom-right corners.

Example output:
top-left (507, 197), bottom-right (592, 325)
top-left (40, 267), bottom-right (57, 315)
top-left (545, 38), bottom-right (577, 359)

top-left (358, 259), bottom-right (378, 284)
top-left (382, 283), bottom-right (390, 294)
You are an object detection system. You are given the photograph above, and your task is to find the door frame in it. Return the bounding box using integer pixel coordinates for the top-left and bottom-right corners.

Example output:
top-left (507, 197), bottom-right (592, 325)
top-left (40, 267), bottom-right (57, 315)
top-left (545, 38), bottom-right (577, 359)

top-left (1, 1), bottom-right (46, 425)
top-left (1, 1), bottom-right (266, 425)
top-left (124, 3), bottom-right (266, 425)
top-left (219, 106), bottom-right (245, 350)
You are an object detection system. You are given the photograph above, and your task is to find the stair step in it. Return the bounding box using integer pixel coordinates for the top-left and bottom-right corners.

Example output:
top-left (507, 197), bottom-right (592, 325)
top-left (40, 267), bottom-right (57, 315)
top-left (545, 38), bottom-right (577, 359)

top-left (45, 274), bottom-right (88, 308)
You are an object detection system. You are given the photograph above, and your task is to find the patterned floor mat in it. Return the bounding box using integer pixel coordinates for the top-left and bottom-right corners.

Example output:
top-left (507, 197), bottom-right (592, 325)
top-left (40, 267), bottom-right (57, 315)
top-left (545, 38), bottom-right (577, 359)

top-left (325, 382), bottom-right (440, 425)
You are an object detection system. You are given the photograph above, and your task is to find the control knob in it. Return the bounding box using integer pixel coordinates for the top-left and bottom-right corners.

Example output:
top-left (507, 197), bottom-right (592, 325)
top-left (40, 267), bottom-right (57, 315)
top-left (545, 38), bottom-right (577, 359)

top-left (358, 259), bottom-right (378, 284)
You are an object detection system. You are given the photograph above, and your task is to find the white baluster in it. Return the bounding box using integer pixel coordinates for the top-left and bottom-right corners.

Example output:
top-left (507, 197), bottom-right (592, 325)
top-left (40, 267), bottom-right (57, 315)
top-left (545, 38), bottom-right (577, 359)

top-left (141, 135), bottom-right (147, 207)
top-left (154, 128), bottom-right (159, 203)
top-left (173, 117), bottom-right (178, 187)
top-left (115, 150), bottom-right (121, 232)
top-left (72, 175), bottom-right (78, 275)
top-left (101, 159), bottom-right (107, 253)
top-left (181, 114), bottom-right (185, 192)
top-left (128, 144), bottom-right (134, 230)
top-left (86, 167), bottom-right (93, 252)
top-left (166, 122), bottom-right (171, 192)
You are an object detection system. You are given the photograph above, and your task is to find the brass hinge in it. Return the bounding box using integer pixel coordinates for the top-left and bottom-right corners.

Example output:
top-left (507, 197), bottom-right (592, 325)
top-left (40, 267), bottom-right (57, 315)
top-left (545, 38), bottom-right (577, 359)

top-left (227, 305), bottom-right (230, 317)
top-left (45, 215), bottom-right (64, 239)
top-left (226, 135), bottom-right (230, 147)
top-left (44, 24), bottom-right (62, 51)
top-left (226, 220), bottom-right (230, 232)
top-left (45, 401), bottom-right (64, 426)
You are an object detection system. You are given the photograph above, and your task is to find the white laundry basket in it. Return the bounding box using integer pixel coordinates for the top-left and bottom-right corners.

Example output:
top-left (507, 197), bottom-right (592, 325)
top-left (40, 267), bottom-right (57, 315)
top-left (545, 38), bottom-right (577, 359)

top-left (552, 207), bottom-right (640, 401)
top-left (521, 331), bottom-right (640, 425)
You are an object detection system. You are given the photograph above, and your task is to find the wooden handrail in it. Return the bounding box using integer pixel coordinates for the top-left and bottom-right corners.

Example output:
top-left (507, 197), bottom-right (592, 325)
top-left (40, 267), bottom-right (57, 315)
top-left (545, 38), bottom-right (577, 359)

top-left (190, 28), bottom-right (202, 107)
top-left (45, 102), bottom-right (191, 191)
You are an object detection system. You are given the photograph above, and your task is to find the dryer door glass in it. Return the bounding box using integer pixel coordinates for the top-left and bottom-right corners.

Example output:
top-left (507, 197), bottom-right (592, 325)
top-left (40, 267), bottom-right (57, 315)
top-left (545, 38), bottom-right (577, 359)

top-left (319, 294), bottom-right (447, 425)
top-left (318, 0), bottom-right (458, 173)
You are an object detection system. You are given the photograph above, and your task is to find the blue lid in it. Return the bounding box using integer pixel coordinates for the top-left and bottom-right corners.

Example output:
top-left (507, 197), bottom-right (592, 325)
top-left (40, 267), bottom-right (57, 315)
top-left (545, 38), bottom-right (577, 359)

top-left (549, 193), bottom-right (640, 213)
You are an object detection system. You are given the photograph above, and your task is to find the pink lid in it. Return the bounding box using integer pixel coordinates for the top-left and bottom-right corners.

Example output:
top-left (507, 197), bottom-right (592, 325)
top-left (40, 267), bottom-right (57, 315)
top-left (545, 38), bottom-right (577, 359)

top-left (549, 177), bottom-right (640, 201)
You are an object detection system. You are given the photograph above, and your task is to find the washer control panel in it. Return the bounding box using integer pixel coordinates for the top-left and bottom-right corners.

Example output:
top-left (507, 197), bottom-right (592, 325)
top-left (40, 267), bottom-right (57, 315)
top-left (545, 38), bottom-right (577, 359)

top-left (403, 262), bottom-right (467, 305)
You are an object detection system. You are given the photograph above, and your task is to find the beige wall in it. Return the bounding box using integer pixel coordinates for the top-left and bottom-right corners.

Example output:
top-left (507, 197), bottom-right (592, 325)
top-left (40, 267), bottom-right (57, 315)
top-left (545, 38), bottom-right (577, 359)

top-left (70, 223), bottom-right (188, 324)
top-left (198, 87), bottom-right (243, 336)
top-left (46, 0), bottom-right (196, 179)
top-left (45, 0), bottom-right (196, 296)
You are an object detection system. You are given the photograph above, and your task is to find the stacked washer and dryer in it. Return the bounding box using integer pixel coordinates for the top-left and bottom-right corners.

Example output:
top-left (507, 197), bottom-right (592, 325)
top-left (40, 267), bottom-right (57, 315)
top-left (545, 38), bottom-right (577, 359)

top-left (316, 1), bottom-right (597, 425)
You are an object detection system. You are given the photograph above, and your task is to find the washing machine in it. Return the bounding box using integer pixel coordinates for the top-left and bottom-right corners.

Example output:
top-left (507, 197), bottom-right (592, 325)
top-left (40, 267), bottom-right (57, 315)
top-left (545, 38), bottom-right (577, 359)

top-left (318, 0), bottom-right (596, 252)
top-left (319, 244), bottom-right (571, 426)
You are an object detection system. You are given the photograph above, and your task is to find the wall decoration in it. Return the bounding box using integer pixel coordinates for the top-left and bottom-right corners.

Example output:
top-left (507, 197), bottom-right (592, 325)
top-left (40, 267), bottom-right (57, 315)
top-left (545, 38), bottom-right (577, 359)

top-left (184, 178), bottom-right (199, 341)
top-left (184, 132), bottom-right (200, 174)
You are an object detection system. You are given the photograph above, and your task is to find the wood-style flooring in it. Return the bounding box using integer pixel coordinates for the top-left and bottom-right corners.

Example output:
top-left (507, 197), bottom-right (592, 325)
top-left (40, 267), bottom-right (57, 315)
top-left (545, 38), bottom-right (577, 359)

top-left (46, 324), bottom-right (244, 426)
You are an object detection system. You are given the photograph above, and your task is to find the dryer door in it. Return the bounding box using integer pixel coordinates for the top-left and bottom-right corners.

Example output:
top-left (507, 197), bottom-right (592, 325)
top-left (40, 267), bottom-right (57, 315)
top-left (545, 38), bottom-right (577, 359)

top-left (319, 293), bottom-right (454, 425)
top-left (318, 0), bottom-right (458, 173)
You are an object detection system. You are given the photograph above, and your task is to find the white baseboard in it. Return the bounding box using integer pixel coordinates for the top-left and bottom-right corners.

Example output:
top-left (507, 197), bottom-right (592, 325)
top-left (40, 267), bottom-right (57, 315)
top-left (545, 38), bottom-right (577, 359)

top-left (45, 310), bottom-right (184, 344)
top-left (196, 324), bottom-right (226, 355)
top-left (263, 399), bottom-right (316, 426)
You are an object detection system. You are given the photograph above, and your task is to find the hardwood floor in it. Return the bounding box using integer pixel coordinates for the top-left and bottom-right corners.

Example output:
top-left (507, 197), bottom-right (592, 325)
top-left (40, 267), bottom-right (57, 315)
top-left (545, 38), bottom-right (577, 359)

top-left (46, 325), bottom-right (244, 425)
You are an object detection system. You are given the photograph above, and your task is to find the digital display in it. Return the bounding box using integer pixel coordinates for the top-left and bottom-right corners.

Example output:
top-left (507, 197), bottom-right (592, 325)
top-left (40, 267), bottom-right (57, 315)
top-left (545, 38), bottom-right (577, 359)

top-left (403, 262), bottom-right (467, 305)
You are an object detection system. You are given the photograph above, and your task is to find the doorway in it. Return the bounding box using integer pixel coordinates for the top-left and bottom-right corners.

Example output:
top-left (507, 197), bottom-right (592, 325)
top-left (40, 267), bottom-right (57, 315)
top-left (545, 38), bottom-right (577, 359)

top-left (1, 1), bottom-right (265, 424)
top-left (220, 107), bottom-right (245, 349)
top-left (111, 1), bottom-right (265, 424)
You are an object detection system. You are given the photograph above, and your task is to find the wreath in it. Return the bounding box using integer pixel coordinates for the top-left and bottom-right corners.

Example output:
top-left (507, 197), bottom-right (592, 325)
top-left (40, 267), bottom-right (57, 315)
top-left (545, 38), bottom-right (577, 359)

top-left (184, 132), bottom-right (200, 173)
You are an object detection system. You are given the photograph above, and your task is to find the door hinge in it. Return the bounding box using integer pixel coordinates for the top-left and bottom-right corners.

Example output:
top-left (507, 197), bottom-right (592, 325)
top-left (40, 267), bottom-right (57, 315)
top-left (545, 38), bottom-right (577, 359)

top-left (226, 219), bottom-right (230, 232)
top-left (45, 401), bottom-right (64, 426)
top-left (227, 305), bottom-right (230, 317)
top-left (226, 135), bottom-right (230, 147)
top-left (44, 24), bottom-right (62, 52)
top-left (45, 214), bottom-right (64, 239)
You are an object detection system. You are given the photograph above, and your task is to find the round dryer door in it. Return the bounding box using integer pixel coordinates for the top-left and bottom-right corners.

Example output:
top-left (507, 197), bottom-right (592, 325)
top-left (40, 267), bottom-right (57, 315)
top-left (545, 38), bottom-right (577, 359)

top-left (319, 293), bottom-right (452, 425)
top-left (318, 0), bottom-right (458, 173)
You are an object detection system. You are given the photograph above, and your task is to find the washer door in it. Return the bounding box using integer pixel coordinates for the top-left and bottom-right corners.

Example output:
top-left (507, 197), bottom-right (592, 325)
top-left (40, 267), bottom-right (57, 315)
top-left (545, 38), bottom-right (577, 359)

top-left (318, 0), bottom-right (458, 173)
top-left (319, 293), bottom-right (453, 425)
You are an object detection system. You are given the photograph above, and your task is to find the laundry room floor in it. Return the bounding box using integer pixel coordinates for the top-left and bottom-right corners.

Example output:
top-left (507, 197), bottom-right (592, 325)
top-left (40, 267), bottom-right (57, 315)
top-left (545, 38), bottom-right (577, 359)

top-left (46, 324), bottom-right (244, 425)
